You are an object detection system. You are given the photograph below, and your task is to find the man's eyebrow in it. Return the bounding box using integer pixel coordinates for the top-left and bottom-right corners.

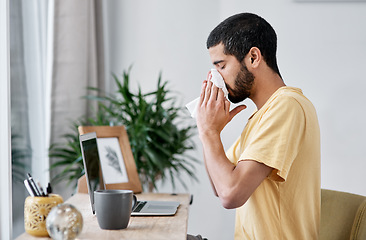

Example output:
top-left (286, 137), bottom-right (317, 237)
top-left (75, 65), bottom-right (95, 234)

top-left (213, 60), bottom-right (224, 65)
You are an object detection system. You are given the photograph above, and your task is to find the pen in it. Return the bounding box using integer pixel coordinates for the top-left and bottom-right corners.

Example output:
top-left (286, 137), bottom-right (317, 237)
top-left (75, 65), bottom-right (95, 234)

top-left (37, 181), bottom-right (46, 196)
top-left (46, 182), bottom-right (52, 195)
top-left (24, 179), bottom-right (36, 196)
top-left (27, 173), bottom-right (41, 196)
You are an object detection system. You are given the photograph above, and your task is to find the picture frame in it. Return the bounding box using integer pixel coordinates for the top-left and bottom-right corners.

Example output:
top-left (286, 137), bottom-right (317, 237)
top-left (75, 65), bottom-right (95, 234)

top-left (78, 125), bottom-right (142, 193)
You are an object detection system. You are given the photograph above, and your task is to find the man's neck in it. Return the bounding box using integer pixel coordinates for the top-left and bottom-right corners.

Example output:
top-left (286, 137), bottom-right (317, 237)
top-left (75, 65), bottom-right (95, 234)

top-left (250, 72), bottom-right (285, 110)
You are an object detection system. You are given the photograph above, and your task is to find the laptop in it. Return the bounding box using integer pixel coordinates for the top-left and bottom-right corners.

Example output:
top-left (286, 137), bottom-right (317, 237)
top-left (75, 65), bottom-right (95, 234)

top-left (79, 132), bottom-right (180, 216)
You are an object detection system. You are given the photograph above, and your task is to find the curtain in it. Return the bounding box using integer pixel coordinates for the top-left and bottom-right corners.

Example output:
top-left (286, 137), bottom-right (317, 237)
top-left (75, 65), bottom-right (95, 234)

top-left (9, 0), bottom-right (105, 236)
top-left (49, 0), bottom-right (106, 197)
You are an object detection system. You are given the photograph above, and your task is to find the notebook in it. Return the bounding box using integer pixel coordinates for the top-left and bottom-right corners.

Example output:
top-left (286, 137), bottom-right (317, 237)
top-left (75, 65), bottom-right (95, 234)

top-left (79, 131), bottom-right (180, 216)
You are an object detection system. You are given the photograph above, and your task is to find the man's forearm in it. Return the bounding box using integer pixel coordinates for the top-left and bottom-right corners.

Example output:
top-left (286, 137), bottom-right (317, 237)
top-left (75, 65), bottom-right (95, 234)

top-left (203, 151), bottom-right (218, 197)
top-left (200, 132), bottom-right (236, 201)
top-left (201, 130), bottom-right (273, 209)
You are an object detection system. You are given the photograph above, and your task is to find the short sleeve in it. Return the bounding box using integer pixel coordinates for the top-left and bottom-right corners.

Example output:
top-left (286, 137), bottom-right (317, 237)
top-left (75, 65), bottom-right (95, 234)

top-left (239, 96), bottom-right (306, 182)
top-left (226, 136), bottom-right (241, 165)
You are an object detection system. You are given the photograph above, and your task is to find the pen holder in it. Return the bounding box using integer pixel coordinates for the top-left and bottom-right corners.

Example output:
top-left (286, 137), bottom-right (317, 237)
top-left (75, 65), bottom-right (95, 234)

top-left (24, 194), bottom-right (63, 237)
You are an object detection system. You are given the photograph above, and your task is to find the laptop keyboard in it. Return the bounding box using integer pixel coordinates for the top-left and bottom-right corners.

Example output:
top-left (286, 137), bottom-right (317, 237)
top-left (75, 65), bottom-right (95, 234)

top-left (133, 201), bottom-right (147, 212)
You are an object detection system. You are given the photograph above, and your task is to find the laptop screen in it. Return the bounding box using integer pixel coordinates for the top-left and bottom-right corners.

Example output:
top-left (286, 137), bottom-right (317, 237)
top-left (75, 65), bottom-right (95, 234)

top-left (80, 132), bottom-right (102, 214)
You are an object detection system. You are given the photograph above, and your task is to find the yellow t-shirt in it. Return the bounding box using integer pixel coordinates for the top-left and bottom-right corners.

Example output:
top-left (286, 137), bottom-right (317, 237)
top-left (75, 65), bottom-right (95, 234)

top-left (226, 87), bottom-right (321, 240)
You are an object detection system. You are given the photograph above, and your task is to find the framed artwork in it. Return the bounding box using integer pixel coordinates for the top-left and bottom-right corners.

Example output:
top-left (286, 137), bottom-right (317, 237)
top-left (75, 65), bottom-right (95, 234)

top-left (78, 125), bottom-right (142, 193)
top-left (96, 137), bottom-right (129, 184)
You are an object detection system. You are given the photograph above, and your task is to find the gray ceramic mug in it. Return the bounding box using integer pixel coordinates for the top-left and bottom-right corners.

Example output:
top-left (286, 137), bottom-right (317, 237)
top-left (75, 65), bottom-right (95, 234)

top-left (94, 190), bottom-right (137, 230)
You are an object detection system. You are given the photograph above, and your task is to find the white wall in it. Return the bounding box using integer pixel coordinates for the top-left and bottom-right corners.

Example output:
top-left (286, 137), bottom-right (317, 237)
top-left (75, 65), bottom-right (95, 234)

top-left (105, 1), bottom-right (366, 239)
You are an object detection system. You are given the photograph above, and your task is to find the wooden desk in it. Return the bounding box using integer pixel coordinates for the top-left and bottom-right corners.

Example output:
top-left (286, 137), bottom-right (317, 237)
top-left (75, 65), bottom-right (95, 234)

top-left (16, 193), bottom-right (190, 240)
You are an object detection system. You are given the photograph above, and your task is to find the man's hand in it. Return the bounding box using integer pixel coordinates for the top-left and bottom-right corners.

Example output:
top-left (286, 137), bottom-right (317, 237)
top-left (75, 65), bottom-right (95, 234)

top-left (196, 73), bottom-right (246, 137)
top-left (195, 73), bottom-right (272, 208)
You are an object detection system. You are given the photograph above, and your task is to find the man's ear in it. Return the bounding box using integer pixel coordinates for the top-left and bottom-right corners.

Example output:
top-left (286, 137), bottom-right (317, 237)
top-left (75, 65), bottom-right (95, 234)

top-left (247, 47), bottom-right (261, 68)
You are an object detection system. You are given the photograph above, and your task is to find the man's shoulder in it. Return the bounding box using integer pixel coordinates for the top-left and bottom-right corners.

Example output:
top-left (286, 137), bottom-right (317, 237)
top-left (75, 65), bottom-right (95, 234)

top-left (272, 87), bottom-right (315, 110)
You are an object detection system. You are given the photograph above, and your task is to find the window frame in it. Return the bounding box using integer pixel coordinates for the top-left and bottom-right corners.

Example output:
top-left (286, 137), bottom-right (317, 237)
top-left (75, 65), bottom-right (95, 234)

top-left (0, 0), bottom-right (13, 239)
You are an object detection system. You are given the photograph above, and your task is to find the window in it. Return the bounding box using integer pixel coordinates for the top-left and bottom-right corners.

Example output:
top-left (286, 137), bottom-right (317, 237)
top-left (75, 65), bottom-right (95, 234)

top-left (0, 0), bottom-right (12, 239)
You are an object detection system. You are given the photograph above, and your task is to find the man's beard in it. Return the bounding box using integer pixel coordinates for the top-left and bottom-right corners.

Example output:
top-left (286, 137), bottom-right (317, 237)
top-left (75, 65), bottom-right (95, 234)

top-left (226, 63), bottom-right (255, 103)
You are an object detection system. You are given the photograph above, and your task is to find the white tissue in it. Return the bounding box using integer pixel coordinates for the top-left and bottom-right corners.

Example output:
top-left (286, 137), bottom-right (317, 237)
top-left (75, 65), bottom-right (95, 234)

top-left (186, 69), bottom-right (229, 118)
top-left (210, 69), bottom-right (229, 97)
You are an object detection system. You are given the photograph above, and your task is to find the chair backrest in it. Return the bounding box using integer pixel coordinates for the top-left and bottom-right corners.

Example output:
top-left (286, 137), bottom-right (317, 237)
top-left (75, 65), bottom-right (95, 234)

top-left (320, 189), bottom-right (366, 240)
top-left (350, 199), bottom-right (366, 240)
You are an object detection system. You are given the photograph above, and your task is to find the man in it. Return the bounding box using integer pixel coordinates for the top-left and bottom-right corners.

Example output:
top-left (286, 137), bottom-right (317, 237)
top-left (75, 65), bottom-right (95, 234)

top-left (196, 13), bottom-right (321, 239)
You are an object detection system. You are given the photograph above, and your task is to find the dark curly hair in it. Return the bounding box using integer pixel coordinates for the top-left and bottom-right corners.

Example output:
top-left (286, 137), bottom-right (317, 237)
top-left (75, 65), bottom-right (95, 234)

top-left (207, 13), bottom-right (281, 77)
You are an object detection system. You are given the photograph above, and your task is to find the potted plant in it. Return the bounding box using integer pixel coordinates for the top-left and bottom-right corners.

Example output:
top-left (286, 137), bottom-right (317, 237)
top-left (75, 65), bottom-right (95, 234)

top-left (49, 68), bottom-right (198, 192)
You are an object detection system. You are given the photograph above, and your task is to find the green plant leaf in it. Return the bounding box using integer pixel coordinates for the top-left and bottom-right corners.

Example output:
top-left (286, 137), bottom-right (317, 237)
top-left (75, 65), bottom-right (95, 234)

top-left (49, 67), bottom-right (199, 191)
